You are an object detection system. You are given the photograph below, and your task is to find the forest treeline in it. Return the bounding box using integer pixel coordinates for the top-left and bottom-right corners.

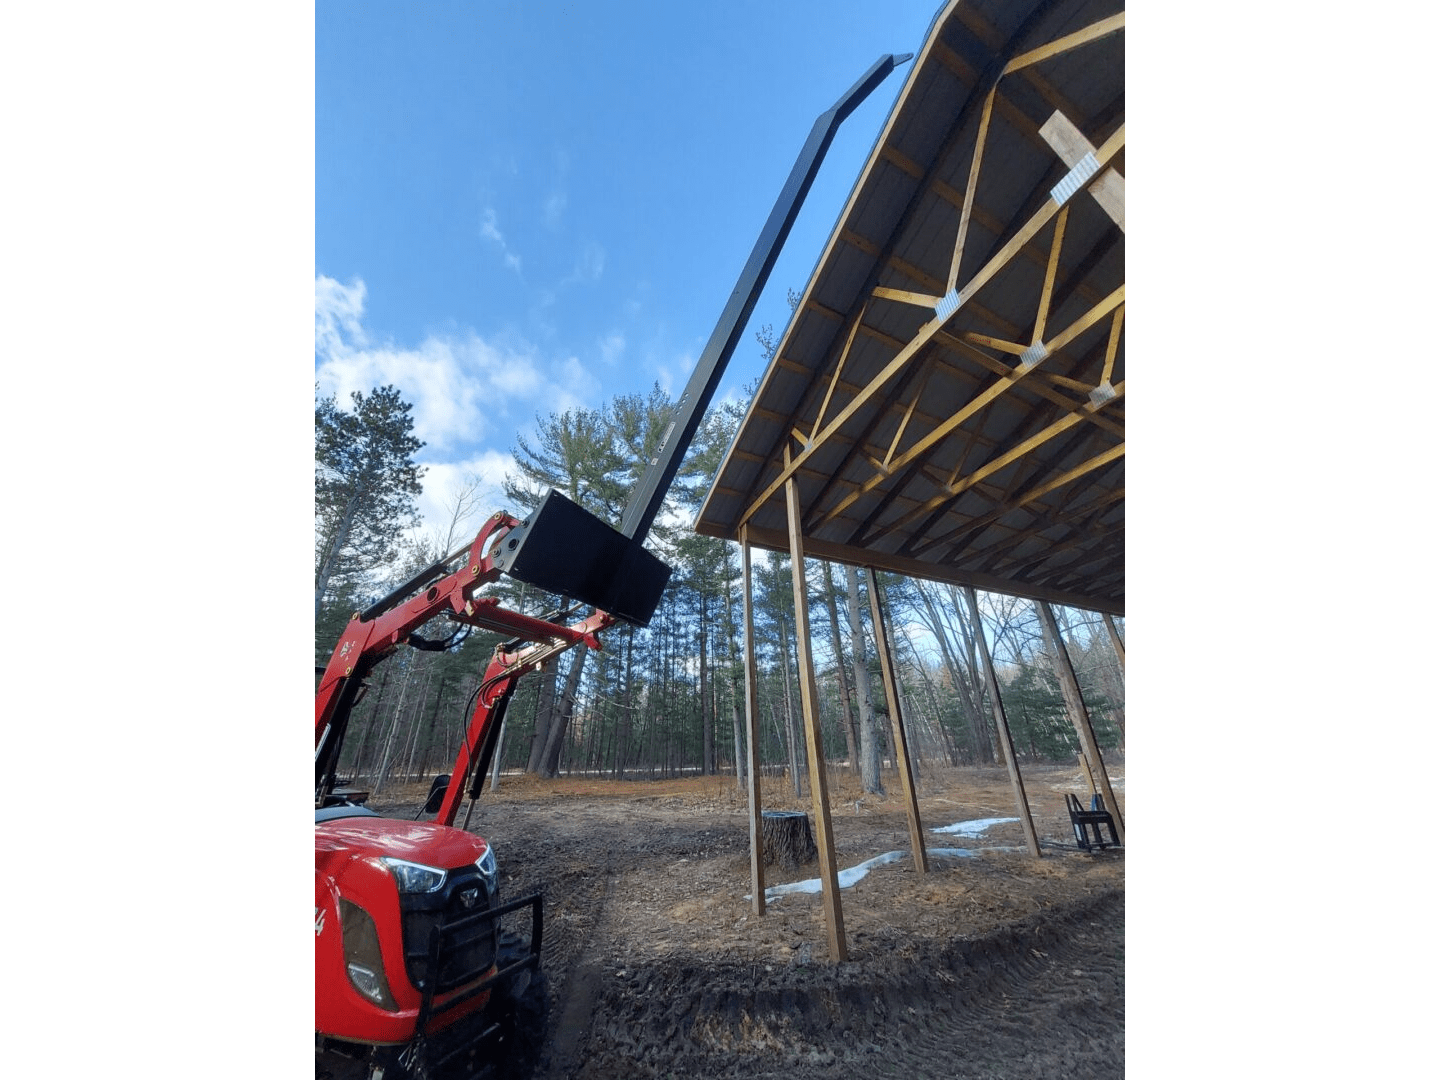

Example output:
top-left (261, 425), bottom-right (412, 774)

top-left (315, 380), bottom-right (1124, 798)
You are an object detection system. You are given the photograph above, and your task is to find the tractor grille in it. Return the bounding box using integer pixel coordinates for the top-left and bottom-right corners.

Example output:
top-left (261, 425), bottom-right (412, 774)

top-left (399, 867), bottom-right (497, 993)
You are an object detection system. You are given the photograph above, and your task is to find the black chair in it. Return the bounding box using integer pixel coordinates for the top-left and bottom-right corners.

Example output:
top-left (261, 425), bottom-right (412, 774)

top-left (1065, 793), bottom-right (1120, 851)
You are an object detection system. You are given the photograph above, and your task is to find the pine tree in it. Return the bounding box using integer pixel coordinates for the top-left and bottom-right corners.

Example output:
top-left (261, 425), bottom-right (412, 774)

top-left (315, 385), bottom-right (425, 619)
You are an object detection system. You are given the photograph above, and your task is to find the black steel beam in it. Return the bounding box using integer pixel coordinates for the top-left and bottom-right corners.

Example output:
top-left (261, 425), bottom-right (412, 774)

top-left (616, 52), bottom-right (912, 544)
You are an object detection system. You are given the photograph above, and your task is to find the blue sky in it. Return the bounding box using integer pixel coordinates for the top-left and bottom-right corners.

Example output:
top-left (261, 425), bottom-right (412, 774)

top-left (316, 0), bottom-right (946, 544)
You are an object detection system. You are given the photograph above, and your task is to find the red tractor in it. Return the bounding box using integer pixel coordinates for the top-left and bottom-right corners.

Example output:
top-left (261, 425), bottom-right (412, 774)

top-left (315, 495), bottom-right (667, 1078)
top-left (312, 54), bottom-right (907, 1079)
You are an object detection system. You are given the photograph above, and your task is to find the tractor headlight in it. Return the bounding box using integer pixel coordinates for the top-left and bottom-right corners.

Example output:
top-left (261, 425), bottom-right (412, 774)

top-left (346, 962), bottom-right (388, 1004)
top-left (381, 857), bottom-right (447, 894)
top-left (476, 846), bottom-right (497, 896)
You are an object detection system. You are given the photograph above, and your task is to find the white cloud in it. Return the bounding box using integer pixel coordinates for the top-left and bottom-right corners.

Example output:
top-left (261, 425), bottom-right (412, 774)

top-left (411, 451), bottom-right (515, 549)
top-left (598, 332), bottom-right (625, 365)
top-left (480, 206), bottom-right (523, 275)
top-left (650, 351), bottom-right (694, 398)
top-left (314, 275), bottom-right (367, 357)
top-left (542, 147), bottom-right (570, 231)
top-left (562, 242), bottom-right (604, 285)
top-left (542, 190), bottom-right (567, 230)
top-left (552, 355), bottom-right (602, 414)
top-left (315, 274), bottom-right (596, 455)
top-left (314, 274), bottom-right (640, 554)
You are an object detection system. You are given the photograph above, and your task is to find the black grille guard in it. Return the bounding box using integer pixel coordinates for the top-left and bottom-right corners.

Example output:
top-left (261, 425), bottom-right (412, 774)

top-left (413, 890), bottom-right (543, 1061)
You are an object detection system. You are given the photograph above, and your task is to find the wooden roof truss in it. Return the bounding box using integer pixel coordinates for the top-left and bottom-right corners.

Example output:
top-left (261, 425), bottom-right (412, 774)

top-left (697, 0), bottom-right (1125, 616)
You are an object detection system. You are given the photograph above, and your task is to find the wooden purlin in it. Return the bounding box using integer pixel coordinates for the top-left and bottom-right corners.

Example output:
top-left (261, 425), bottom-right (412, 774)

top-left (798, 354), bottom-right (935, 535)
top-left (953, 2), bottom-right (1119, 126)
top-left (1018, 527), bottom-right (1124, 584)
top-left (864, 351), bottom-right (1123, 552)
top-left (947, 84), bottom-right (998, 295)
top-left (810, 283), bottom-right (1124, 539)
top-left (845, 460), bottom-right (930, 549)
top-left (877, 380), bottom-right (1125, 550)
top-left (1003, 11), bottom-right (1126, 75)
top-left (942, 333), bottom-right (1124, 438)
top-left (735, 122), bottom-right (1124, 535)
top-left (965, 489), bottom-right (1124, 579)
top-left (1046, 549), bottom-right (1125, 597)
top-left (967, 404), bottom-right (1122, 532)
top-left (830, 352), bottom-right (1123, 574)
top-left (730, 521), bottom-right (1123, 617)
top-left (807, 303), bottom-right (868, 444)
top-left (933, 364), bottom-right (1123, 538)
top-left (924, 447), bottom-right (1125, 563)
top-left (904, 452), bottom-right (1117, 578)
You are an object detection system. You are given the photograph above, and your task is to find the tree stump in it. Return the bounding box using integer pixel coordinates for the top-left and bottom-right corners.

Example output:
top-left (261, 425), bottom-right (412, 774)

top-left (761, 810), bottom-right (817, 868)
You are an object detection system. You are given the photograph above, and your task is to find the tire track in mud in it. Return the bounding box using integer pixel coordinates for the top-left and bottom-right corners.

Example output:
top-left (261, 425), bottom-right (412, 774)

top-left (568, 889), bottom-right (1124, 1080)
top-left (534, 863), bottom-right (612, 1080)
top-left (369, 785), bottom-right (1123, 1080)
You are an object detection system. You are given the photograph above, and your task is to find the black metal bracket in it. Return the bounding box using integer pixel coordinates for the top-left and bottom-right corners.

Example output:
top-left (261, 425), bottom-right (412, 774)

top-left (1065, 794), bottom-right (1120, 852)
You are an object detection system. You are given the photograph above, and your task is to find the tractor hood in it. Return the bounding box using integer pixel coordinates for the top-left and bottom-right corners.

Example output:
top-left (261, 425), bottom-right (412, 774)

top-left (315, 814), bottom-right (490, 872)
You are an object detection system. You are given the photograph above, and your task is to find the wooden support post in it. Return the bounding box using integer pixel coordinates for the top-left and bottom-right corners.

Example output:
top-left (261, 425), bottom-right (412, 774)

top-left (1036, 601), bottom-right (1124, 844)
top-left (962, 586), bottom-right (1042, 858)
top-left (741, 527), bottom-right (766, 916)
top-left (786, 478), bottom-right (847, 961)
top-left (1103, 612), bottom-right (1125, 674)
top-left (864, 567), bottom-right (928, 875)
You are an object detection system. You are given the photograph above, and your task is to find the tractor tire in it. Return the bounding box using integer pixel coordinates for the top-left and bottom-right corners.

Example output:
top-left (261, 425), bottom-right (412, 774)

top-left (479, 931), bottom-right (549, 1080)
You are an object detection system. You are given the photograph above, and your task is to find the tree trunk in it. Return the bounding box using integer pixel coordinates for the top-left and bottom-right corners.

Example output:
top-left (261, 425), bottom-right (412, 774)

top-left (540, 647), bottom-right (587, 778)
top-left (844, 566), bottom-right (883, 795)
top-left (778, 615), bottom-right (803, 798)
top-left (315, 490), bottom-right (364, 621)
top-left (614, 626), bottom-right (635, 780)
top-left (526, 664), bottom-right (559, 774)
top-left (948, 586), bottom-right (997, 764)
top-left (760, 810), bottom-right (817, 868)
top-left (412, 672), bottom-right (445, 782)
top-left (373, 652), bottom-right (424, 795)
top-left (700, 593), bottom-right (714, 775)
top-left (731, 687), bottom-right (745, 787)
top-left (821, 563), bottom-right (860, 772)
top-left (918, 583), bottom-right (986, 764)
top-left (722, 547), bottom-right (747, 788)
top-left (401, 661), bottom-right (436, 781)
top-left (346, 665), bottom-right (390, 780)
top-left (899, 635), bottom-right (959, 766)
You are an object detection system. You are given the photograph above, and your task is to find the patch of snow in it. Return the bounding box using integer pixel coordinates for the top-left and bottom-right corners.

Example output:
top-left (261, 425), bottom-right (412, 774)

top-left (930, 816), bottom-right (1019, 836)
top-left (747, 846), bottom-right (1006, 903)
top-left (758, 850), bottom-right (909, 899)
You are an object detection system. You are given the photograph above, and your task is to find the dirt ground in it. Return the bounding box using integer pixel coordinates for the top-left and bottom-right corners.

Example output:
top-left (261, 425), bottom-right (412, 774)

top-left (362, 762), bottom-right (1124, 1080)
